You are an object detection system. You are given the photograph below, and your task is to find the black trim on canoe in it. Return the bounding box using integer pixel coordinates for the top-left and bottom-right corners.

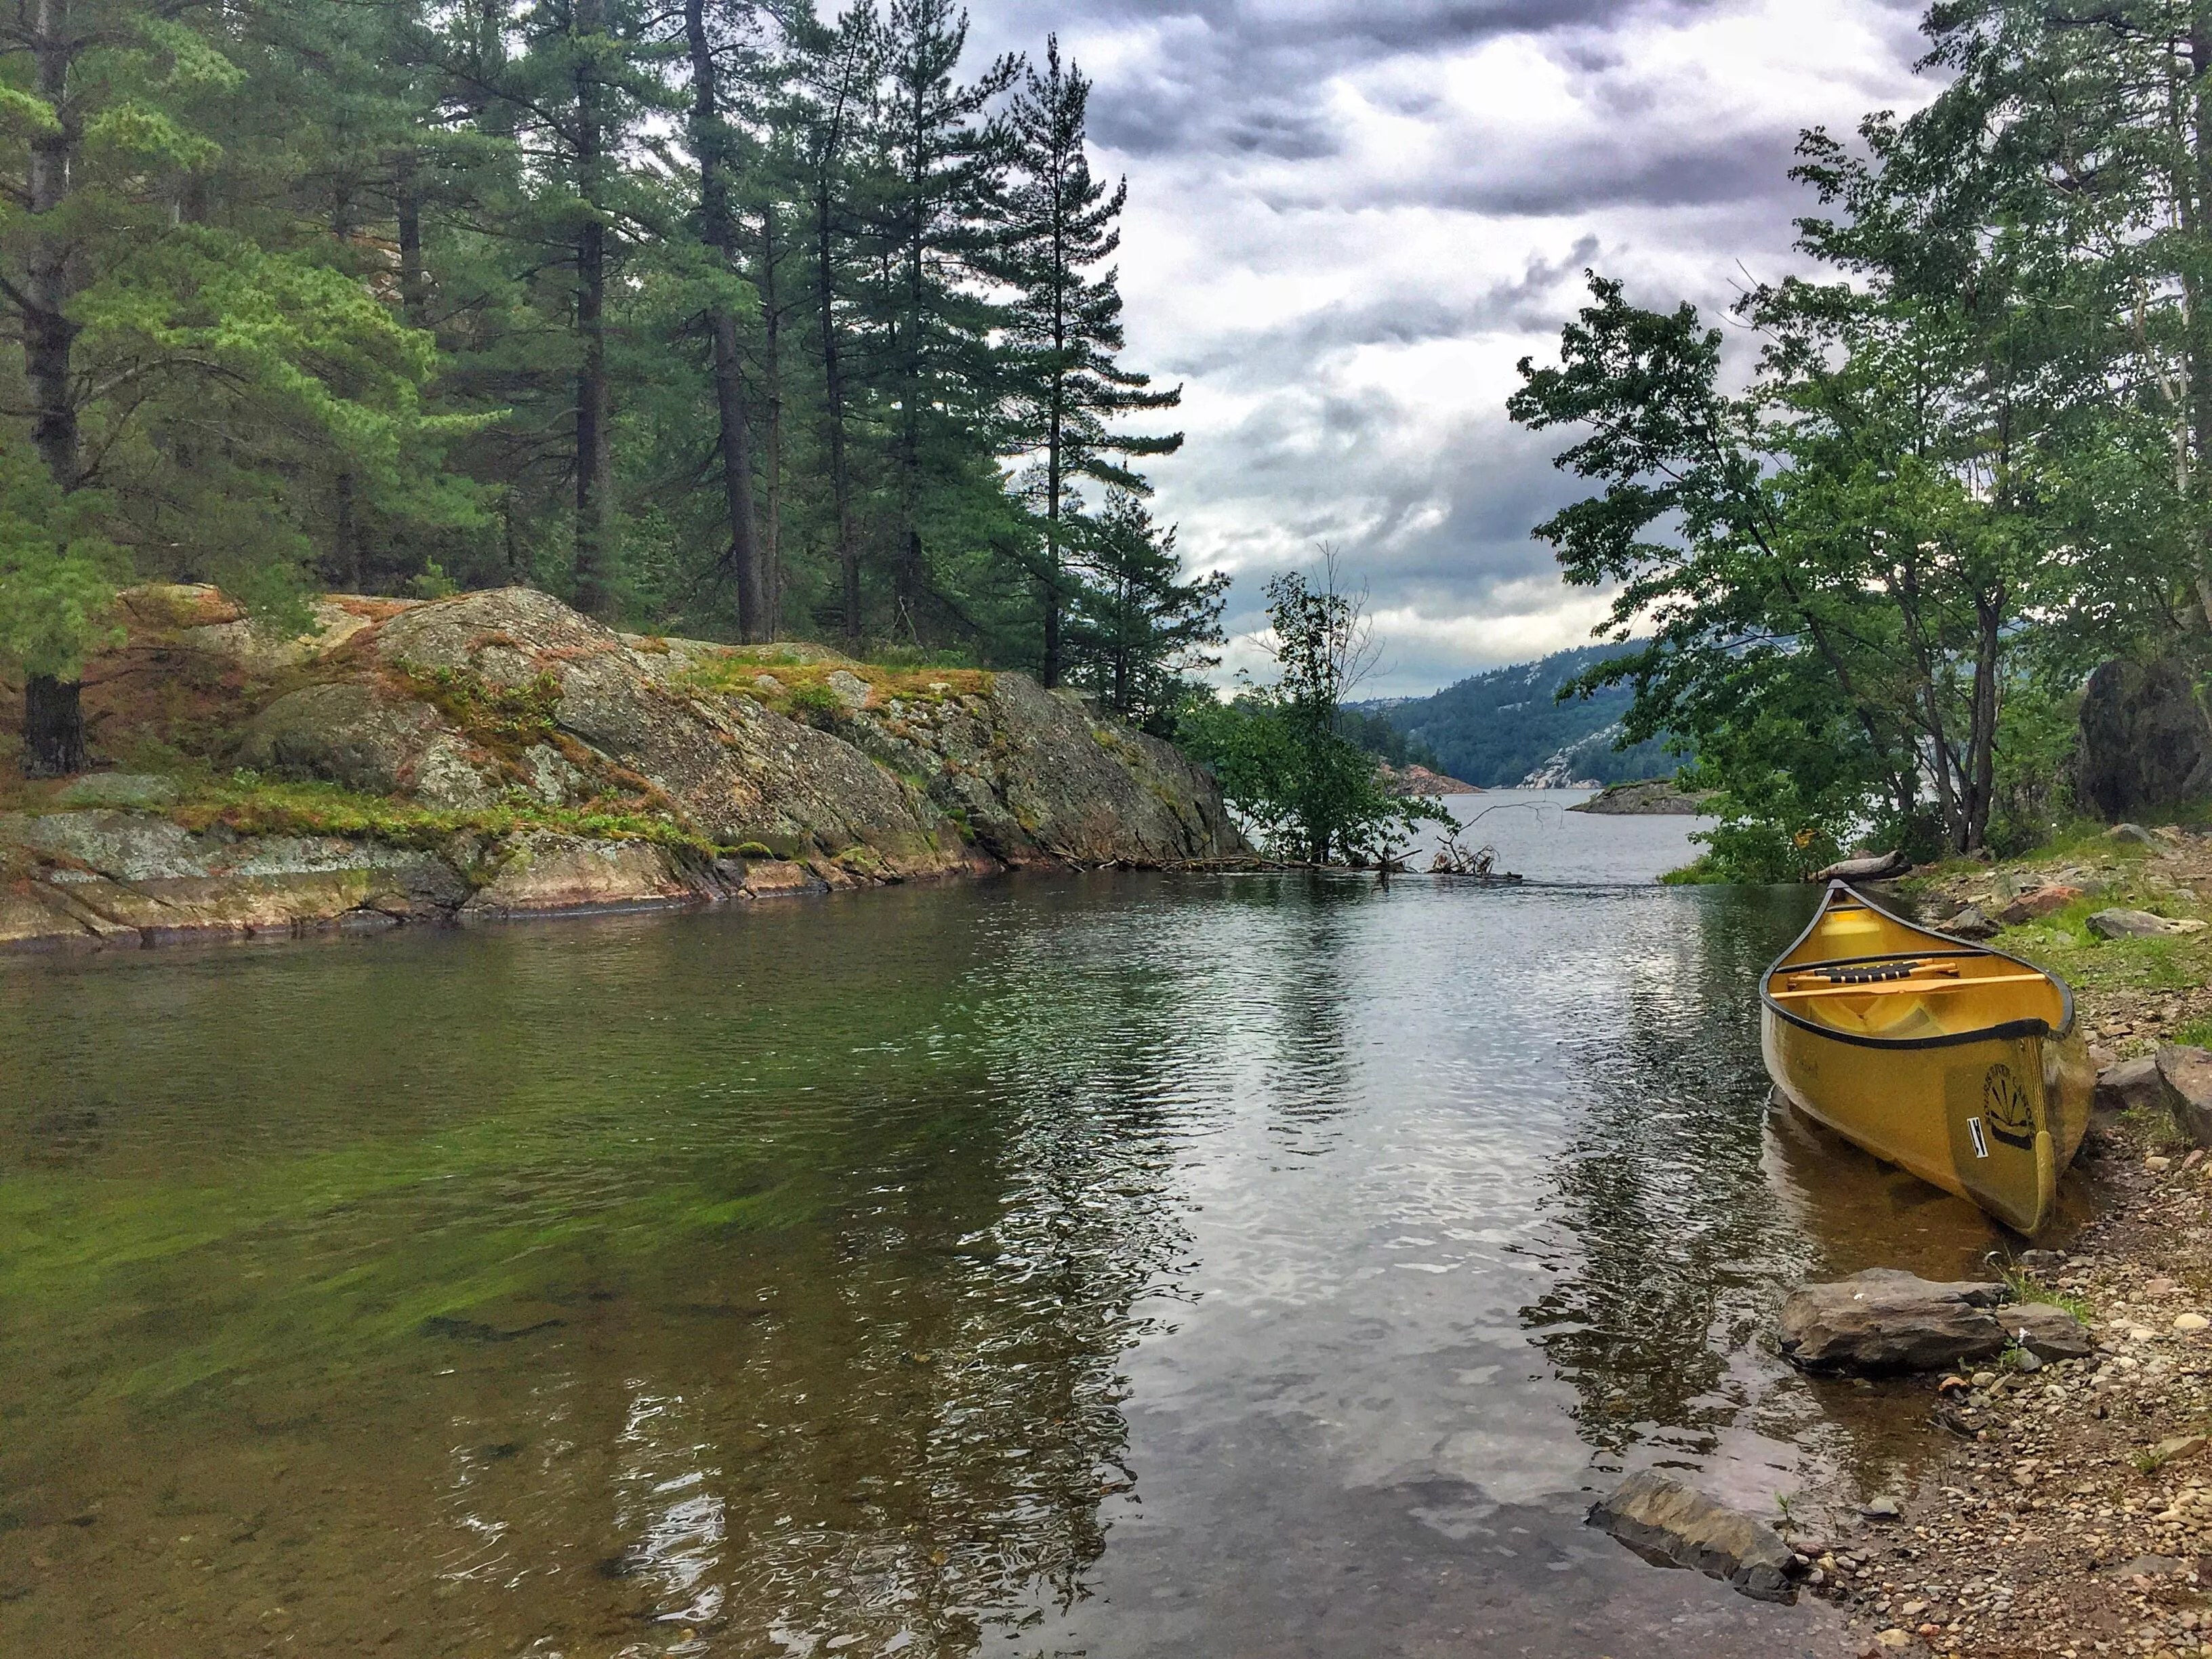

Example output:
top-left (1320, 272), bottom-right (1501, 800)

top-left (1759, 880), bottom-right (2076, 1053)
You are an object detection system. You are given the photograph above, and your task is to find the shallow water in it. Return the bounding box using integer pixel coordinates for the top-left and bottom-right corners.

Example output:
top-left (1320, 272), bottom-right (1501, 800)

top-left (0, 799), bottom-right (2072, 1657)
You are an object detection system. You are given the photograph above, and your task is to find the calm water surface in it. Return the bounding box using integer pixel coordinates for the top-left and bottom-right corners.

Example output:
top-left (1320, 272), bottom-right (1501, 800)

top-left (1, 793), bottom-right (2061, 1657)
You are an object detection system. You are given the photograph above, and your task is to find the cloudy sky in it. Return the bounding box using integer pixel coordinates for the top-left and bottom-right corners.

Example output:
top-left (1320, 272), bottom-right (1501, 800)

top-left (961, 0), bottom-right (1935, 697)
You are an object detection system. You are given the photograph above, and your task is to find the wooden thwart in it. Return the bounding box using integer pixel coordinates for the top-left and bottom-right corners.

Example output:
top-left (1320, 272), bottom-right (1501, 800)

top-left (1770, 970), bottom-right (2050, 1003)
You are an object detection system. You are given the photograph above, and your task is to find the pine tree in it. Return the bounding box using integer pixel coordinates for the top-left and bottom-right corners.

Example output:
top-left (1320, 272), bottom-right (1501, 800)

top-left (867, 0), bottom-right (1015, 634)
top-left (1068, 490), bottom-right (1225, 728)
top-left (0, 0), bottom-right (461, 771)
top-left (506, 0), bottom-right (672, 619)
top-left (790, 4), bottom-right (876, 640)
top-left (680, 0), bottom-right (768, 638)
top-left (998, 37), bottom-right (1181, 687)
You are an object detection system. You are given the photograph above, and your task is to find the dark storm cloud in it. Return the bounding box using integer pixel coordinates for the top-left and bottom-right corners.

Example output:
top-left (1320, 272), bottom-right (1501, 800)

top-left (956, 0), bottom-right (1934, 694)
top-left (1030, 1), bottom-right (1666, 159)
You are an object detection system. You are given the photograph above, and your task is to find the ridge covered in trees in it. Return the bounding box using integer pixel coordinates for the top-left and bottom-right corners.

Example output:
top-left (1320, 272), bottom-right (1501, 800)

top-left (1356, 642), bottom-right (1681, 789)
top-left (0, 0), bottom-right (1226, 775)
top-left (1512, 1), bottom-right (2212, 880)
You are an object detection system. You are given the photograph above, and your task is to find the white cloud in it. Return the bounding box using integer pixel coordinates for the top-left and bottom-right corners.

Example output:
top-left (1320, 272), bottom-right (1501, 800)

top-left (962, 0), bottom-right (1933, 695)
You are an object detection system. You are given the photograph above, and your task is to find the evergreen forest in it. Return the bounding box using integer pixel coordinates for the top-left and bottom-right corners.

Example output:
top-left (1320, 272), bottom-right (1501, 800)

top-left (0, 0), bottom-right (1228, 773)
top-left (1360, 642), bottom-right (1679, 790)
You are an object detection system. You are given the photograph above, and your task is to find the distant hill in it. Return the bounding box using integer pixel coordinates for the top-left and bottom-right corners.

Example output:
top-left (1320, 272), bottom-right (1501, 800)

top-left (1356, 642), bottom-right (1685, 788)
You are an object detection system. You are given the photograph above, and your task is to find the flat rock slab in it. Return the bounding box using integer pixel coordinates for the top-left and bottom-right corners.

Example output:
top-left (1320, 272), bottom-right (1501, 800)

top-left (2003, 1302), bottom-right (2096, 1362)
top-left (1780, 1269), bottom-right (2022, 1373)
top-left (1813, 851), bottom-right (1910, 882)
top-left (1586, 1469), bottom-right (1799, 1603)
top-left (460, 834), bottom-right (706, 918)
top-left (2089, 907), bottom-right (2205, 939)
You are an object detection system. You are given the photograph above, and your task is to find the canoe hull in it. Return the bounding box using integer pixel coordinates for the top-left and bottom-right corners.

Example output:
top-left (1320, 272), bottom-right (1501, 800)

top-left (1763, 1010), bottom-right (2092, 1235)
top-left (1759, 882), bottom-right (2093, 1237)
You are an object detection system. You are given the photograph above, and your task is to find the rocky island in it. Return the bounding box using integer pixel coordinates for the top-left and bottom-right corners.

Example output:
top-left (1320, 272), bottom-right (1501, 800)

top-left (1568, 777), bottom-right (1713, 815)
top-left (0, 586), bottom-right (1242, 952)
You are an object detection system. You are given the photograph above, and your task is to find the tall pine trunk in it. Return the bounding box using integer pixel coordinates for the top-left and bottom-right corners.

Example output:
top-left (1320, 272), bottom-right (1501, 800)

top-left (815, 166), bottom-right (859, 642)
top-left (1042, 406), bottom-right (1063, 687)
top-left (20, 0), bottom-right (86, 775)
top-left (760, 206), bottom-right (786, 634)
top-left (895, 94), bottom-right (926, 630)
top-left (571, 0), bottom-right (616, 619)
top-left (684, 0), bottom-right (767, 640)
top-left (394, 150), bottom-right (428, 330)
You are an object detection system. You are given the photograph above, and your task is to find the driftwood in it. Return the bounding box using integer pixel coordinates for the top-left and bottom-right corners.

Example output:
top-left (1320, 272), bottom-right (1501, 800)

top-left (1811, 849), bottom-right (1911, 883)
top-left (1428, 830), bottom-right (1523, 882)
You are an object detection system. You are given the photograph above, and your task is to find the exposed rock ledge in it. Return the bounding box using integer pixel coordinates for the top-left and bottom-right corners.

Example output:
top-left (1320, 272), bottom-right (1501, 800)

top-left (0, 586), bottom-right (1242, 952)
top-left (1565, 777), bottom-right (1713, 815)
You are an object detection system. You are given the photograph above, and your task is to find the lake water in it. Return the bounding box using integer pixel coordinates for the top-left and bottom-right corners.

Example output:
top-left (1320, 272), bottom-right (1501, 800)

top-left (0, 792), bottom-right (2055, 1657)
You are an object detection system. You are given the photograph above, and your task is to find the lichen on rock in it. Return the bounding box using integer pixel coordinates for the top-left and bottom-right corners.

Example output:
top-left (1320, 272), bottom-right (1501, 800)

top-left (0, 584), bottom-right (1242, 951)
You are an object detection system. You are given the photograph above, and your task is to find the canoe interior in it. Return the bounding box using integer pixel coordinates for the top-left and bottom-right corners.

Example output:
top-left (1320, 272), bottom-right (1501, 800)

top-left (1767, 891), bottom-right (2068, 1041)
top-left (1760, 883), bottom-right (2091, 1237)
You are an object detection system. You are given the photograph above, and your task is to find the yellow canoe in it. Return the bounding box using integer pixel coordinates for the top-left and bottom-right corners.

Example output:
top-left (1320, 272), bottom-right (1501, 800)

top-left (1760, 881), bottom-right (2093, 1235)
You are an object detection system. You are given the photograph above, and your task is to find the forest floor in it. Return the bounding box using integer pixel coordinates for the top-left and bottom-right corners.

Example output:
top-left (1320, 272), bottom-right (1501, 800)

top-left (1796, 833), bottom-right (2212, 1656)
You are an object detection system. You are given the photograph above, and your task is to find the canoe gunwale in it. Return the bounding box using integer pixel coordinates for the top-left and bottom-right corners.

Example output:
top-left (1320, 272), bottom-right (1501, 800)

top-left (1759, 880), bottom-right (2076, 1054)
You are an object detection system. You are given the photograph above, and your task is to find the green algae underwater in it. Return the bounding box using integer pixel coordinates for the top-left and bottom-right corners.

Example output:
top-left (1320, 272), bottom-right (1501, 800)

top-left (0, 853), bottom-right (2022, 1658)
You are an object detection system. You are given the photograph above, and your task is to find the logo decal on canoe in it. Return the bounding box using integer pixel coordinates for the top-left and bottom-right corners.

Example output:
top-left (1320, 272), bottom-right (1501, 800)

top-left (1980, 1063), bottom-right (2035, 1150)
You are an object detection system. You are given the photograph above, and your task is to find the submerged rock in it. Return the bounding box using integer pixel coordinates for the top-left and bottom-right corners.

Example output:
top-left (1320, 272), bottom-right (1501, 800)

top-left (1779, 1269), bottom-right (2017, 1373)
top-left (1586, 1469), bottom-right (1800, 1603)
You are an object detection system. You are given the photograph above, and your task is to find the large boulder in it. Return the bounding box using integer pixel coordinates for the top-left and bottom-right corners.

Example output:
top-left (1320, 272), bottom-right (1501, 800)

top-left (1587, 1470), bottom-right (1800, 1603)
top-left (239, 682), bottom-right (504, 811)
top-left (2154, 1046), bottom-right (2212, 1147)
top-left (353, 587), bottom-right (1231, 873)
top-left (2098, 1054), bottom-right (2167, 1115)
top-left (1778, 1269), bottom-right (2014, 1373)
top-left (1998, 885), bottom-right (2082, 926)
top-left (2076, 659), bottom-right (2212, 821)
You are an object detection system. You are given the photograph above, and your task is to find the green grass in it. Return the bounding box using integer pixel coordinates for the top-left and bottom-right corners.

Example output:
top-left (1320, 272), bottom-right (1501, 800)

top-left (1986, 888), bottom-right (2210, 993)
top-left (674, 646), bottom-right (993, 721)
top-left (2001, 1267), bottom-right (2094, 1323)
top-left (150, 773), bottom-right (726, 859)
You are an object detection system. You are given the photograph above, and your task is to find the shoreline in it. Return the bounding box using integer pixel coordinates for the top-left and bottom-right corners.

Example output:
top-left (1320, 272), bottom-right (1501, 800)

top-left (1787, 1112), bottom-right (2212, 1658)
top-left (1778, 835), bottom-right (2212, 1656)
